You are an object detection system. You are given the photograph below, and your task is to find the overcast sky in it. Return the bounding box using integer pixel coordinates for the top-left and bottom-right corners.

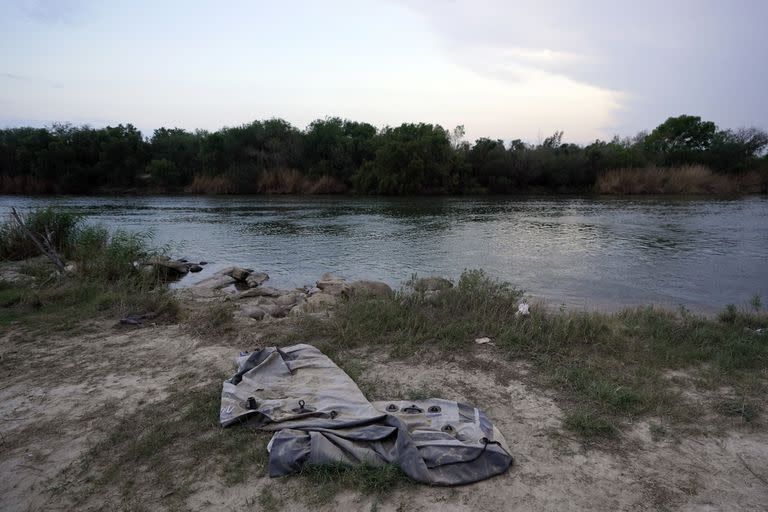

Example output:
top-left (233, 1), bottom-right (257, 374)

top-left (1, 0), bottom-right (766, 143)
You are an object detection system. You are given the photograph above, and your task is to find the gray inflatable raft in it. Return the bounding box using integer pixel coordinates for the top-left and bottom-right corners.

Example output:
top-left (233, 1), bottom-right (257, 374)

top-left (219, 344), bottom-right (512, 485)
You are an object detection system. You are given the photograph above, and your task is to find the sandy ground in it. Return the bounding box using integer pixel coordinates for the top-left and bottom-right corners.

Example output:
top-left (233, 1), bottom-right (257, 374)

top-left (1, 293), bottom-right (767, 511)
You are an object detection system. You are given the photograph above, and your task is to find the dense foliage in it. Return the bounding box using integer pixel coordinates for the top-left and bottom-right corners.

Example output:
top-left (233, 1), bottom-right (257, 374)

top-left (1, 115), bottom-right (766, 194)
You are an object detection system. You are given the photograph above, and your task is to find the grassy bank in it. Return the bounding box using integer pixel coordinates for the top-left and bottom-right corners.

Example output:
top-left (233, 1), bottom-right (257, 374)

top-left (298, 270), bottom-right (767, 439)
top-left (597, 165), bottom-right (767, 195)
top-left (185, 168), bottom-right (347, 194)
top-left (0, 208), bottom-right (178, 330)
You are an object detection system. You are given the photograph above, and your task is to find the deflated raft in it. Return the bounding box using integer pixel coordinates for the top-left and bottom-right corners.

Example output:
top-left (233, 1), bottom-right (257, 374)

top-left (219, 344), bottom-right (513, 486)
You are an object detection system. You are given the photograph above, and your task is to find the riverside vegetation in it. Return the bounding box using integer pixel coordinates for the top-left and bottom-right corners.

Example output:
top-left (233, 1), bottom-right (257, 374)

top-left (1, 208), bottom-right (767, 509)
top-left (1, 114), bottom-right (767, 196)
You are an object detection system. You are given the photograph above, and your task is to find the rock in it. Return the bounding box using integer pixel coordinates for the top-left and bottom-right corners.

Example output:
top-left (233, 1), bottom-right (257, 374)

top-left (275, 292), bottom-right (305, 307)
top-left (245, 272), bottom-right (270, 287)
top-left (64, 262), bottom-right (77, 274)
top-left (188, 264), bottom-right (203, 273)
top-left (192, 275), bottom-right (236, 289)
top-left (302, 293), bottom-right (338, 312)
top-left (199, 261), bottom-right (208, 265)
top-left (516, 303), bottom-right (530, 316)
top-left (149, 256), bottom-right (190, 275)
top-left (346, 280), bottom-right (392, 298)
top-left (261, 303), bottom-right (287, 318)
top-left (241, 305), bottom-right (267, 320)
top-left (412, 277), bottom-right (453, 293)
top-left (237, 286), bottom-right (282, 299)
top-left (230, 267), bottom-right (253, 282)
top-left (316, 272), bottom-right (349, 297)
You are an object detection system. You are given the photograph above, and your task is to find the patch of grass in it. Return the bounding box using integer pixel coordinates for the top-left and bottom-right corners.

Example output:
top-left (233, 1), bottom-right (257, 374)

top-left (550, 366), bottom-right (646, 414)
top-left (404, 386), bottom-right (444, 401)
top-left (563, 410), bottom-right (618, 438)
top-left (253, 485), bottom-right (284, 511)
top-left (649, 422), bottom-right (667, 441)
top-left (0, 280), bottom-right (23, 307)
top-left (713, 398), bottom-right (760, 423)
top-left (299, 462), bottom-right (411, 504)
top-left (1, 210), bottom-right (180, 331)
top-left (1, 278), bottom-right (179, 333)
top-left (317, 269), bottom-right (524, 356)
top-left (311, 270), bottom-right (768, 439)
top-left (184, 301), bottom-right (236, 339)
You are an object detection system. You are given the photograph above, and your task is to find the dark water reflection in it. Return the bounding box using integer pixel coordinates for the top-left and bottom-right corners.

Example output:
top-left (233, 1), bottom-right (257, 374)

top-left (2, 195), bottom-right (766, 312)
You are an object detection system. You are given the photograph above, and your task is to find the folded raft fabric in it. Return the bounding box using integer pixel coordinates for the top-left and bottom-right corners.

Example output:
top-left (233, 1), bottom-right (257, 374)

top-left (219, 344), bottom-right (513, 486)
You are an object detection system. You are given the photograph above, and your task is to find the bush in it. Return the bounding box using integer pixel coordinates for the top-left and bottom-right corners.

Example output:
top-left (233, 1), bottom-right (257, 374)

top-left (72, 225), bottom-right (157, 283)
top-left (0, 207), bottom-right (83, 260)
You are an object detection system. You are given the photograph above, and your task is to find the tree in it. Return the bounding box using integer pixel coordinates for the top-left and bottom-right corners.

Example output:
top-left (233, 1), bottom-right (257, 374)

top-left (645, 115), bottom-right (716, 164)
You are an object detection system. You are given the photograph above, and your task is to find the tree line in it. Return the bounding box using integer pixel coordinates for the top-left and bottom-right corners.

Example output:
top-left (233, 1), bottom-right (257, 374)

top-left (1, 115), bottom-right (766, 194)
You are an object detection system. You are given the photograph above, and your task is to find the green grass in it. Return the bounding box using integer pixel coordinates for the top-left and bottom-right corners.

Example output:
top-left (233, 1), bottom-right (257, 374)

top-left (299, 463), bottom-right (411, 504)
top-left (713, 397), bottom-right (760, 423)
top-left (0, 277), bottom-right (179, 332)
top-left (0, 207), bottom-right (83, 260)
top-left (562, 410), bottom-right (618, 438)
top-left (298, 270), bottom-right (768, 439)
top-left (0, 208), bottom-right (179, 331)
top-left (183, 300), bottom-right (236, 340)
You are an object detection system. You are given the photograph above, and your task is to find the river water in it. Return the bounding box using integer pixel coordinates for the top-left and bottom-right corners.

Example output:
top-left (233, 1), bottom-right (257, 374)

top-left (2, 195), bottom-right (766, 312)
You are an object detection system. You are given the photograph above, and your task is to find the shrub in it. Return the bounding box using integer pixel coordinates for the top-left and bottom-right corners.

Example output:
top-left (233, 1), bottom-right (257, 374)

top-left (0, 207), bottom-right (83, 260)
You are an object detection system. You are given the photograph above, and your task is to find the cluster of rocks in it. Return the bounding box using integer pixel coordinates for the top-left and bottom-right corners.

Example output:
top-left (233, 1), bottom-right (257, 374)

top-left (148, 256), bottom-right (208, 276)
top-left (190, 267), bottom-right (398, 321)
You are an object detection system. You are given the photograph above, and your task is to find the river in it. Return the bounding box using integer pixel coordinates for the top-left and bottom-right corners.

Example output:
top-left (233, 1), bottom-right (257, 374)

top-left (2, 195), bottom-right (766, 312)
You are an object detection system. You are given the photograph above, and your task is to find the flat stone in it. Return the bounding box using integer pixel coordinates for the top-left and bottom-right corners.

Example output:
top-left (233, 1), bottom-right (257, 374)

top-left (230, 267), bottom-right (253, 282)
top-left (275, 292), bottom-right (305, 307)
top-left (317, 273), bottom-right (349, 297)
top-left (193, 275), bottom-right (236, 289)
top-left (297, 292), bottom-right (339, 313)
top-left (237, 286), bottom-right (282, 299)
top-left (261, 303), bottom-right (287, 318)
top-left (346, 280), bottom-right (393, 298)
top-left (245, 272), bottom-right (270, 287)
top-left (241, 305), bottom-right (267, 320)
top-left (149, 256), bottom-right (189, 275)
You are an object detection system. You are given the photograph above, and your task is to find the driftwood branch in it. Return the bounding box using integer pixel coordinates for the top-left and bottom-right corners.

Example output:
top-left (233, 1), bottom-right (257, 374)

top-left (10, 207), bottom-right (66, 273)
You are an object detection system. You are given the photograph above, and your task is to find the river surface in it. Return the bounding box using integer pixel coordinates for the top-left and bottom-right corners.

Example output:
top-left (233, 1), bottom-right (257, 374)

top-left (2, 195), bottom-right (767, 312)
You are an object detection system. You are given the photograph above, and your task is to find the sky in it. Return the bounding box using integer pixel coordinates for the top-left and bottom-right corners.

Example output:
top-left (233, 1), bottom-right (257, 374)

top-left (1, 0), bottom-right (766, 143)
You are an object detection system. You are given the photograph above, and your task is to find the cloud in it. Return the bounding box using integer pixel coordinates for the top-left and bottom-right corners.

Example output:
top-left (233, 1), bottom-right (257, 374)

top-left (16, 0), bottom-right (86, 24)
top-left (398, 0), bottom-right (768, 133)
top-left (1, 72), bottom-right (63, 89)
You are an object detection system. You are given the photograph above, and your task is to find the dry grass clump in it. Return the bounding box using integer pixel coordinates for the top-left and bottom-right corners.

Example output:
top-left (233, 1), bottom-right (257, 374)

top-left (185, 175), bottom-right (238, 194)
top-left (597, 165), bottom-right (763, 195)
top-left (0, 175), bottom-right (56, 194)
top-left (185, 169), bottom-right (347, 194)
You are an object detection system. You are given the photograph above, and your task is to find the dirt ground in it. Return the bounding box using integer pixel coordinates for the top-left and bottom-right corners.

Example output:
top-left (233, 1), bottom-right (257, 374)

top-left (1, 291), bottom-right (767, 512)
